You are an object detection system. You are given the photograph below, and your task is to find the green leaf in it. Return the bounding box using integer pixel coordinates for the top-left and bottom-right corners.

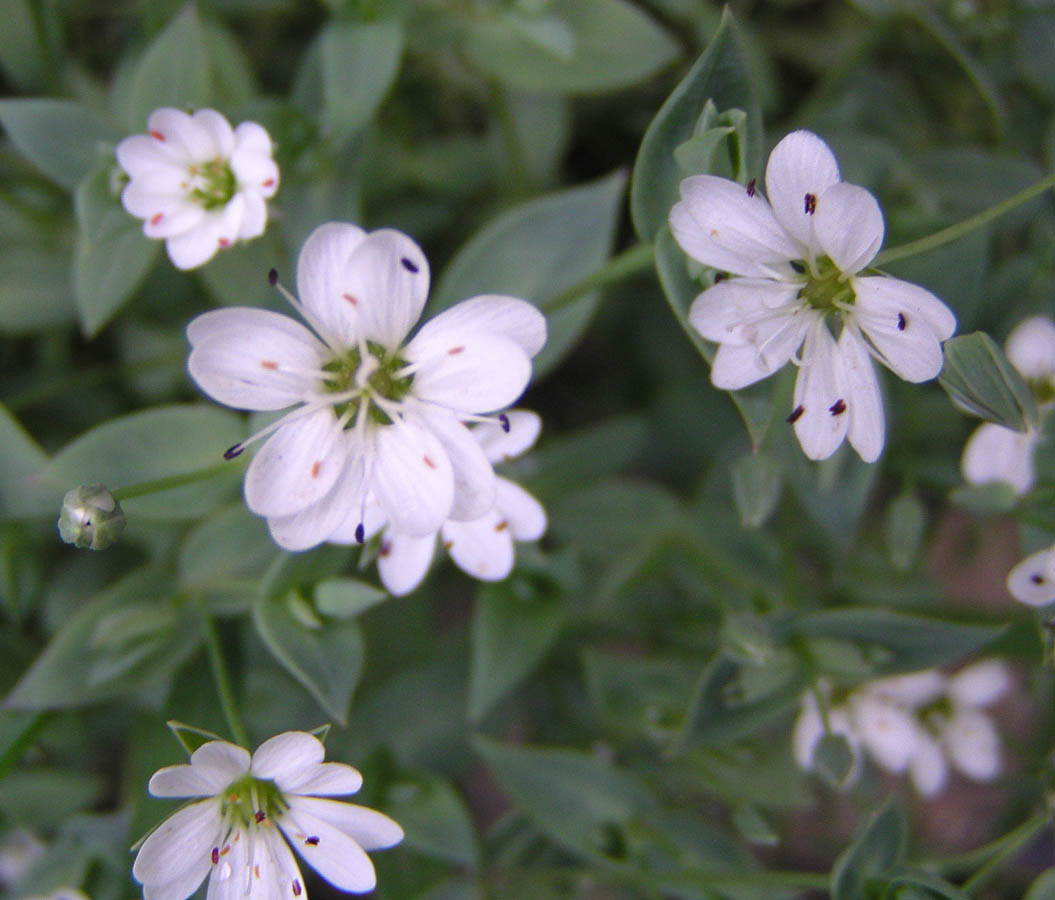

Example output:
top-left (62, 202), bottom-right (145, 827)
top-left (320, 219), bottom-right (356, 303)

top-left (830, 798), bottom-right (907, 900)
top-left (25, 404), bottom-right (244, 521)
top-left (473, 737), bottom-right (654, 861)
top-left (885, 492), bottom-right (926, 572)
top-left (0, 403), bottom-right (48, 519)
top-left (166, 720), bottom-right (226, 755)
top-left (251, 590), bottom-right (364, 725)
top-left (0, 239), bottom-right (78, 333)
top-left (630, 7), bottom-right (761, 242)
top-left (0, 769), bottom-right (105, 829)
top-left (789, 608), bottom-right (1004, 675)
top-left (0, 99), bottom-right (120, 190)
top-left (461, 0), bottom-right (678, 95)
top-left (314, 577), bottom-right (388, 619)
top-left (950, 482), bottom-right (1018, 516)
top-left (74, 165), bottom-right (161, 336)
top-left (939, 332), bottom-right (1038, 432)
top-left (1026, 868), bottom-right (1055, 900)
top-left (4, 568), bottom-right (201, 709)
top-left (886, 870), bottom-right (973, 900)
top-left (467, 577), bottom-right (565, 722)
top-left (125, 3), bottom-right (212, 130)
top-left (432, 172), bottom-right (625, 378)
top-left (387, 772), bottom-right (480, 868)
top-left (812, 733), bottom-right (857, 789)
top-left (0, 710), bottom-right (50, 780)
top-left (731, 451), bottom-right (782, 528)
top-left (177, 505), bottom-right (275, 592)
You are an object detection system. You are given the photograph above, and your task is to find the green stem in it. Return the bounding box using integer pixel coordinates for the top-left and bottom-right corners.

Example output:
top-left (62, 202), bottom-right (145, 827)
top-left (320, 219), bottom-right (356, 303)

top-left (489, 82), bottom-right (532, 196)
top-left (201, 602), bottom-right (249, 747)
top-left (112, 461), bottom-right (239, 502)
top-left (874, 173), bottom-right (1055, 267)
top-left (957, 813), bottom-right (1049, 894)
top-left (543, 243), bottom-right (656, 315)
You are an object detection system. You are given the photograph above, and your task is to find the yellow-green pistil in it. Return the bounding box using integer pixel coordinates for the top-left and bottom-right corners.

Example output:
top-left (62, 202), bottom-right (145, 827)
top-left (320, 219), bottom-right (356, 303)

top-left (190, 158), bottom-right (237, 210)
top-left (323, 340), bottom-right (414, 426)
top-left (219, 774), bottom-right (288, 827)
top-left (795, 255), bottom-right (855, 313)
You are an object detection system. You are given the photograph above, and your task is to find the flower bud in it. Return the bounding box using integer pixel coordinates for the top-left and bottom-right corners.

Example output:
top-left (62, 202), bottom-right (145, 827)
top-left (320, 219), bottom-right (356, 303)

top-left (58, 484), bottom-right (125, 550)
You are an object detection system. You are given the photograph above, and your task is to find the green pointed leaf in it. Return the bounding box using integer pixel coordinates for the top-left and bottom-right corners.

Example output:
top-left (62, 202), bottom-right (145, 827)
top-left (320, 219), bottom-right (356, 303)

top-left (74, 165), bottom-right (160, 336)
top-left (0, 240), bottom-right (78, 334)
top-left (387, 772), bottom-right (479, 868)
top-left (0, 403), bottom-right (48, 519)
top-left (886, 870), bottom-right (973, 900)
top-left (631, 7), bottom-right (761, 242)
top-left (432, 172), bottom-right (625, 378)
top-left (314, 577), bottom-right (388, 619)
top-left (0, 99), bottom-right (119, 189)
top-left (467, 577), bottom-right (565, 722)
top-left (251, 590), bottom-right (364, 725)
top-left (939, 332), bottom-right (1038, 432)
top-left (461, 0), bottom-right (678, 95)
top-left (166, 720), bottom-right (226, 756)
top-left (1026, 868), bottom-right (1055, 900)
top-left (731, 451), bottom-right (782, 528)
top-left (320, 21), bottom-right (403, 144)
top-left (831, 798), bottom-right (907, 900)
top-left (125, 3), bottom-right (212, 130)
top-left (812, 733), bottom-right (857, 789)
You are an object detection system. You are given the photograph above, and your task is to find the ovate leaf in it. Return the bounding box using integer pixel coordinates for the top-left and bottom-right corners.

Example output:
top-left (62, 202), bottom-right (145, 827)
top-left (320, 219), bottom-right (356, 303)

top-left (831, 798), bottom-right (907, 900)
top-left (939, 332), bottom-right (1038, 432)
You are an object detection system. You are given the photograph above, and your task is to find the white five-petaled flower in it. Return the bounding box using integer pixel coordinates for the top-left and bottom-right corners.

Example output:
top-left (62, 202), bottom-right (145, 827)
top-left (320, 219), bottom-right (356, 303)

top-left (331, 410), bottom-right (547, 595)
top-left (670, 130), bottom-right (957, 462)
top-left (132, 731), bottom-right (403, 900)
top-left (962, 315), bottom-right (1055, 495)
top-left (117, 108), bottom-right (279, 270)
top-left (187, 223), bottom-right (547, 552)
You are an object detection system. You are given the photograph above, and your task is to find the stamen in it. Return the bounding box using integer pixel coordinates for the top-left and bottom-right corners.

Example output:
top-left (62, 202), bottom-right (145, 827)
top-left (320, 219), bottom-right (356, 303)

top-left (499, 413), bottom-right (510, 433)
top-left (304, 836), bottom-right (320, 846)
top-left (804, 193), bottom-right (817, 215)
top-left (1032, 573), bottom-right (1046, 585)
top-left (897, 313), bottom-right (907, 331)
top-left (400, 257), bottom-right (419, 273)
top-left (790, 261), bottom-right (806, 274)
top-left (829, 398), bottom-right (847, 416)
top-left (211, 847), bottom-right (220, 864)
top-left (787, 405), bottom-right (805, 424)
top-left (714, 272), bottom-right (728, 283)
top-left (745, 178), bottom-right (756, 197)
top-left (270, 278), bottom-right (343, 354)
top-left (255, 810), bottom-right (266, 823)
top-left (268, 268), bottom-right (279, 287)
top-left (355, 523), bottom-right (365, 544)
top-left (293, 882), bottom-right (302, 897)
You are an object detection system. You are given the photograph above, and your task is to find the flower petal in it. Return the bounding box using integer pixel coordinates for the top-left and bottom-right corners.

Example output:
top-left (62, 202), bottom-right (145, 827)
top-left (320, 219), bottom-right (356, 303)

top-left (295, 222), bottom-right (369, 346)
top-left (868, 671), bottom-right (945, 708)
top-left (377, 530), bottom-right (435, 596)
top-left (961, 422), bottom-right (1036, 495)
top-left (287, 796), bottom-right (404, 851)
top-left (670, 176), bottom-right (802, 277)
top-left (852, 275), bottom-right (956, 382)
top-left (148, 108), bottom-right (215, 160)
top-left (251, 732), bottom-right (325, 788)
top-left (133, 798), bottom-right (223, 885)
top-left (947, 660), bottom-right (1010, 709)
top-left (908, 731), bottom-right (947, 797)
top-left (839, 326), bottom-right (885, 463)
top-left (191, 741), bottom-right (252, 782)
top-left (149, 764), bottom-right (221, 798)
top-left (764, 130), bottom-right (841, 254)
top-left (475, 409), bottom-right (541, 463)
top-left (416, 406), bottom-right (496, 521)
top-left (792, 319), bottom-right (849, 461)
top-left (442, 511), bottom-right (515, 581)
top-left (238, 191), bottom-right (268, 241)
top-left (1005, 315), bottom-right (1055, 379)
top-left (406, 332), bottom-right (532, 414)
top-left (116, 134), bottom-right (173, 176)
top-left (371, 421), bottom-right (454, 536)
top-left (233, 121), bottom-right (274, 157)
top-left (850, 694), bottom-right (918, 774)
top-left (411, 295), bottom-right (547, 359)
top-left (282, 763), bottom-right (364, 797)
top-left (688, 278), bottom-right (802, 346)
top-left (192, 109), bottom-right (235, 158)
top-left (943, 710), bottom-right (1001, 781)
top-left (495, 477), bottom-right (546, 540)
top-left (709, 307), bottom-right (815, 390)
top-left (813, 182), bottom-right (883, 275)
top-left (187, 309), bottom-right (324, 411)
top-left (165, 196), bottom-right (246, 270)
top-left (278, 807), bottom-right (378, 893)
top-left (244, 409), bottom-right (351, 517)
top-left (342, 228), bottom-right (430, 348)
top-left (266, 454), bottom-right (367, 552)
top-left (1006, 543), bottom-right (1055, 606)
top-left (144, 867), bottom-right (214, 900)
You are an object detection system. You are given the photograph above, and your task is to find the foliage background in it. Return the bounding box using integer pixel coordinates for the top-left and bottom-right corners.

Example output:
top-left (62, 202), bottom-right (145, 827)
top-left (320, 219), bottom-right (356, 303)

top-left (1, 0), bottom-right (1054, 898)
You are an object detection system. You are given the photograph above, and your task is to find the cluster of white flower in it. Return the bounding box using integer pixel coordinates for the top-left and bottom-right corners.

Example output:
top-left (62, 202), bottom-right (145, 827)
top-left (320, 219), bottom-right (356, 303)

top-left (132, 731), bottom-right (403, 900)
top-left (117, 108), bottom-right (279, 270)
top-left (670, 130), bottom-right (957, 463)
top-left (793, 661), bottom-right (1009, 796)
top-left (186, 221), bottom-right (548, 586)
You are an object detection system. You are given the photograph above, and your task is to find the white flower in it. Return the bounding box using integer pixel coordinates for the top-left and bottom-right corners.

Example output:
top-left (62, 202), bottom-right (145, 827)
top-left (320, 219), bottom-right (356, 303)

top-left (0, 828), bottom-right (44, 886)
top-left (670, 130), bottom-right (956, 462)
top-left (333, 410), bottom-right (547, 595)
top-left (132, 731), bottom-right (403, 900)
top-left (961, 315), bottom-right (1055, 495)
top-left (1007, 542), bottom-right (1055, 606)
top-left (791, 691), bottom-right (863, 787)
top-left (187, 223), bottom-right (546, 552)
top-left (117, 108), bottom-right (279, 270)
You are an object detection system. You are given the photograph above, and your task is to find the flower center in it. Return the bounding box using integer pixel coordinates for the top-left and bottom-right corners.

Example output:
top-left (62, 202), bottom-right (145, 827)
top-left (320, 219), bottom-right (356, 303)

top-left (323, 340), bottom-right (414, 425)
top-left (189, 158), bottom-right (237, 210)
top-left (796, 256), bottom-right (855, 312)
top-left (220, 774), bottom-right (287, 827)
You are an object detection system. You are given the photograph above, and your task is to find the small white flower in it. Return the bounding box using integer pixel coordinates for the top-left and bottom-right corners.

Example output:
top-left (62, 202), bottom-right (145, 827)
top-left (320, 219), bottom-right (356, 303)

top-left (670, 130), bottom-right (956, 462)
top-left (117, 108), bottom-right (279, 270)
top-left (132, 731), bottom-right (403, 900)
top-left (187, 223), bottom-right (546, 551)
top-left (333, 410), bottom-right (547, 596)
top-left (1007, 542), bottom-right (1055, 605)
top-left (961, 315), bottom-right (1055, 495)
top-left (0, 828), bottom-right (45, 886)
top-left (848, 689), bottom-right (922, 775)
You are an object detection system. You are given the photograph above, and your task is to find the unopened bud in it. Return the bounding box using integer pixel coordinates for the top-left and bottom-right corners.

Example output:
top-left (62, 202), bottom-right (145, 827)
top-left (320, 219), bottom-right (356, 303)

top-left (58, 484), bottom-right (125, 550)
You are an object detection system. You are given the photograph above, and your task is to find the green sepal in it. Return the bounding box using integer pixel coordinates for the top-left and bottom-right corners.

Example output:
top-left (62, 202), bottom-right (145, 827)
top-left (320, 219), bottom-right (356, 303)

top-left (166, 720), bottom-right (228, 756)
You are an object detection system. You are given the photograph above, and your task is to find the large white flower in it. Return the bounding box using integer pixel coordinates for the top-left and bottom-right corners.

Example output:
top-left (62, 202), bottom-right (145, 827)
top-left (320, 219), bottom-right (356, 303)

top-left (669, 130), bottom-right (956, 462)
top-left (132, 732), bottom-right (403, 900)
top-left (332, 410), bottom-right (547, 595)
top-left (117, 108), bottom-right (279, 270)
top-left (961, 315), bottom-right (1055, 495)
top-left (187, 223), bottom-right (546, 552)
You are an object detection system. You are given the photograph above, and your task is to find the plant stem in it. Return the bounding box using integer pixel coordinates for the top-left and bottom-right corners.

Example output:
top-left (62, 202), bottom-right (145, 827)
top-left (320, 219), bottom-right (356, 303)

top-left (543, 242), bottom-right (656, 315)
top-left (489, 81), bottom-right (532, 197)
top-left (112, 461), bottom-right (239, 502)
top-left (201, 603), bottom-right (249, 747)
top-left (957, 813), bottom-right (1049, 894)
top-left (874, 173), bottom-right (1055, 267)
